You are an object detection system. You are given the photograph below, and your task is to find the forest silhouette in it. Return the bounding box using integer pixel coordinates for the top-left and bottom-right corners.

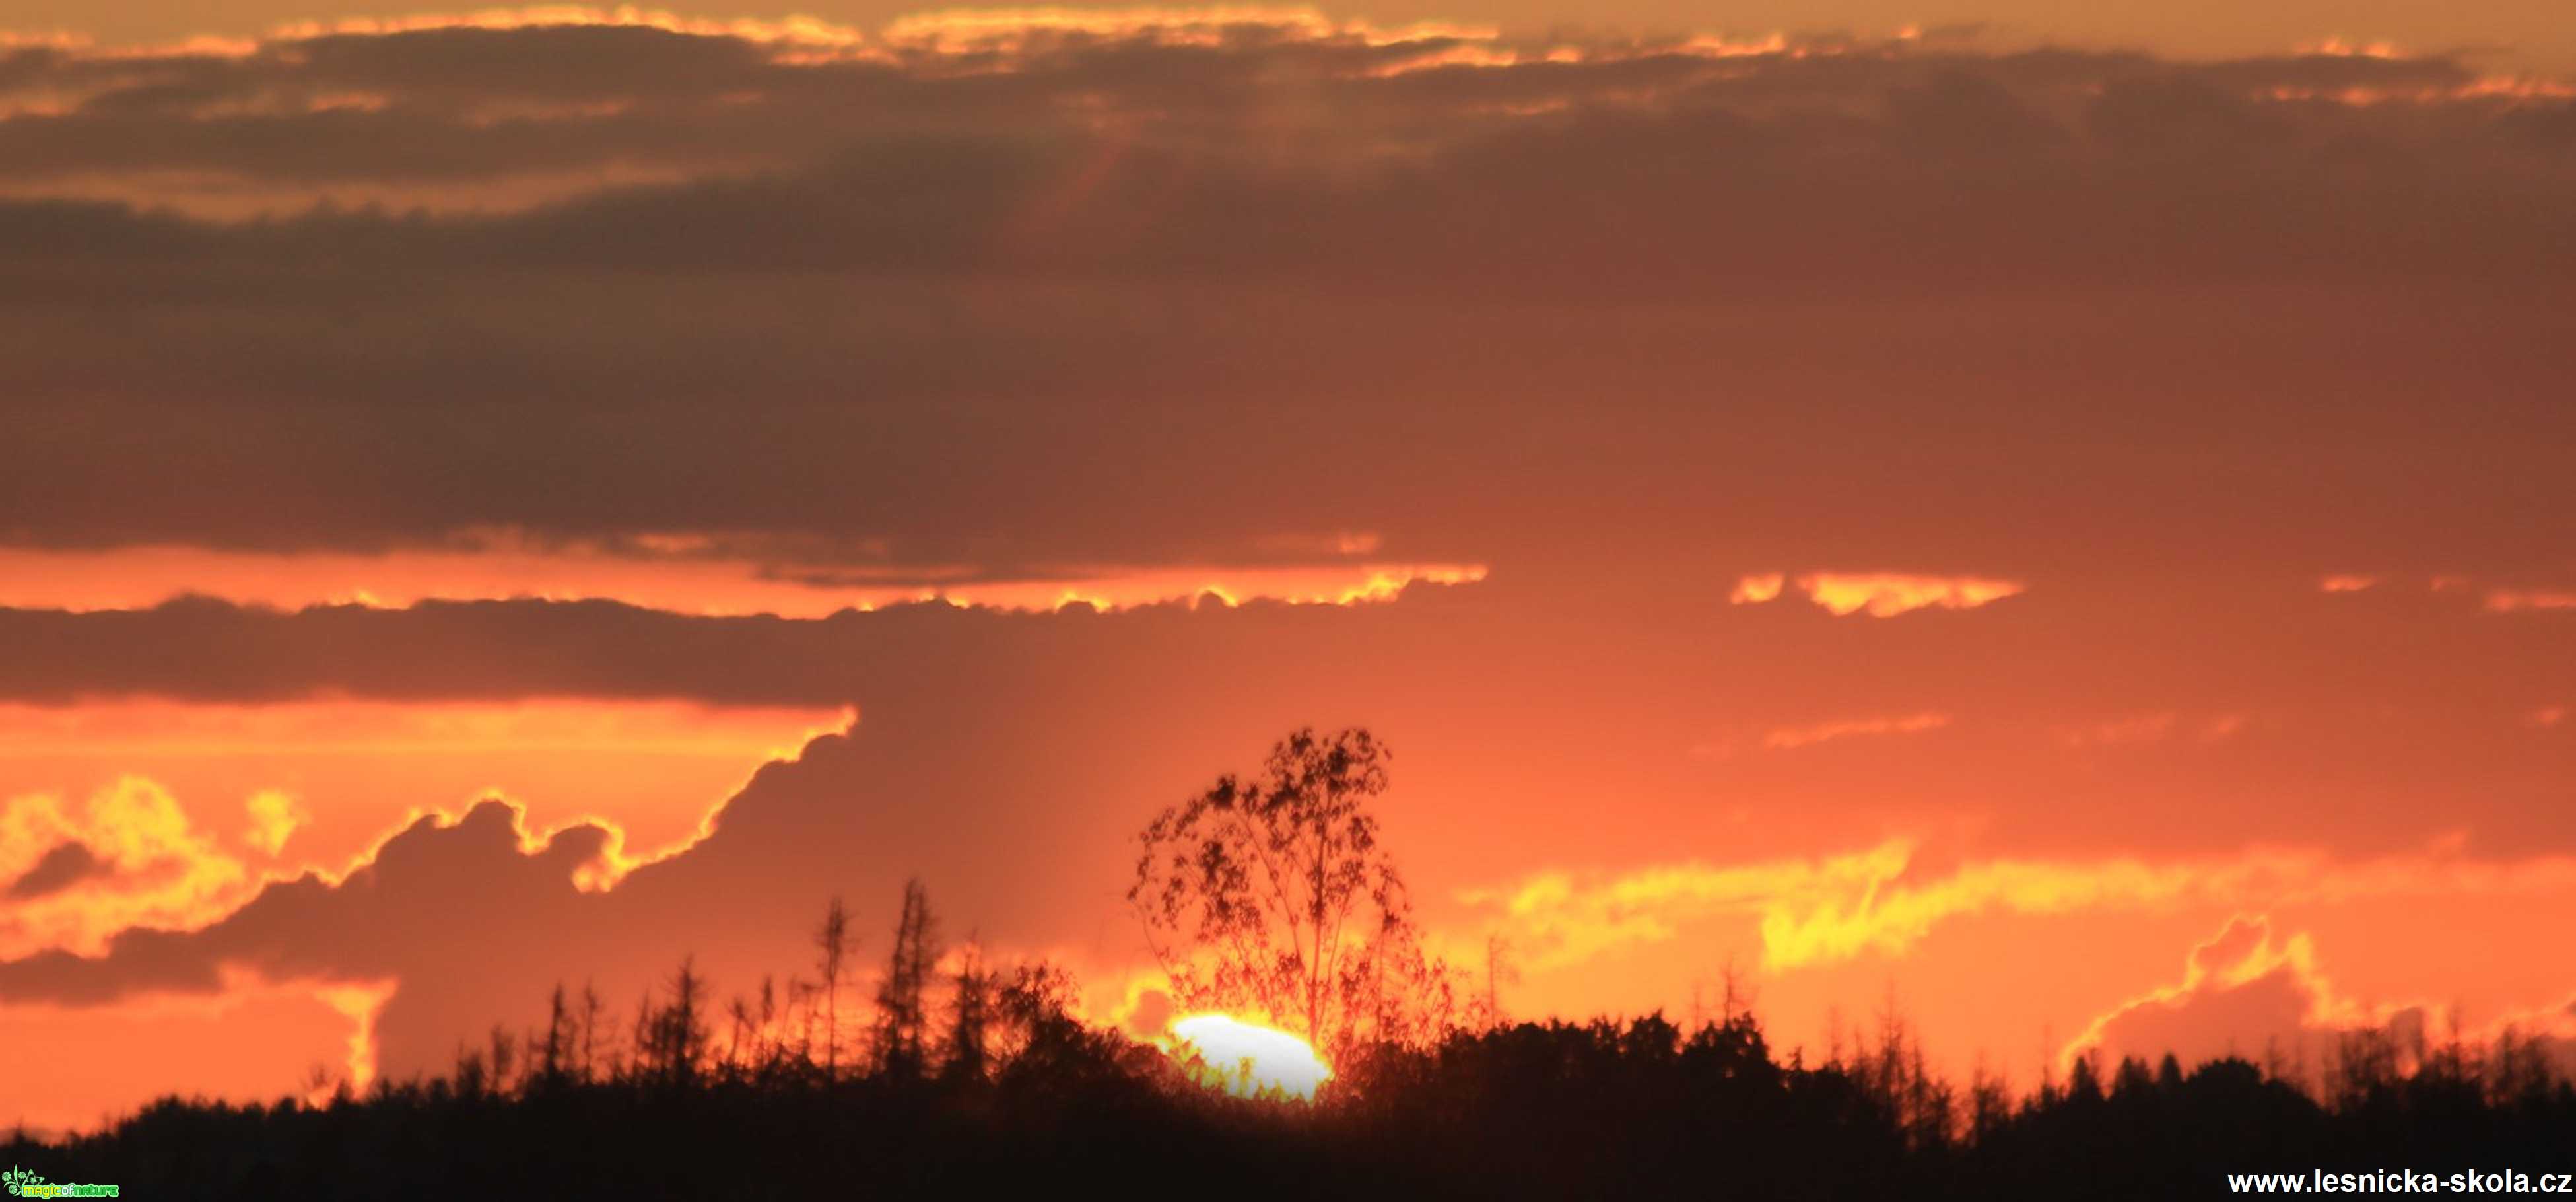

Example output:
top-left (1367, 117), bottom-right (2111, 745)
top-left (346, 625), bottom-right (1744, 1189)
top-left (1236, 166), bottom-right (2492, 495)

top-left (9, 730), bottom-right (2571, 1199)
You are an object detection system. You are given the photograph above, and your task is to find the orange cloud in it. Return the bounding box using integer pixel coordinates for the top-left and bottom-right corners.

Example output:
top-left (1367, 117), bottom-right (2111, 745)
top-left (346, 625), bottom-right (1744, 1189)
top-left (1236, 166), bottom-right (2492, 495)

top-left (879, 5), bottom-right (1495, 53)
top-left (0, 700), bottom-right (852, 924)
top-left (0, 697), bottom-right (861, 911)
top-left (2264, 78), bottom-right (2576, 104)
top-left (0, 967), bottom-right (392, 1133)
top-left (2053, 712), bottom-right (2179, 748)
top-left (0, 699), bottom-right (852, 760)
top-left (1729, 572), bottom-right (2025, 617)
top-left (1761, 712), bottom-right (1951, 751)
top-left (1728, 573), bottom-right (1787, 605)
top-left (11, 3), bottom-right (1534, 77)
top-left (1, 3), bottom-right (1949, 79)
top-left (2486, 590), bottom-right (2576, 613)
top-left (2301, 37), bottom-right (2403, 59)
top-left (1800, 573), bottom-right (2027, 617)
top-left (2061, 915), bottom-right (2349, 1074)
top-left (0, 544), bottom-right (1485, 617)
top-left (1253, 530), bottom-right (1384, 557)
top-left (271, 5), bottom-right (870, 48)
top-left (2064, 914), bottom-right (2576, 1084)
top-left (313, 977), bottom-right (401, 1096)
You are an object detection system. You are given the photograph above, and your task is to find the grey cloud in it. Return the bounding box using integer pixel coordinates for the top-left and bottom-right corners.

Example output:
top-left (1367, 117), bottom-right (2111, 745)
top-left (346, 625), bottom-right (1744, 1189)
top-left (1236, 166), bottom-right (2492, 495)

top-left (5, 842), bottom-right (112, 900)
top-left (0, 22), bottom-right (2571, 570)
top-left (0, 24), bottom-right (2562, 237)
top-left (5, 267), bottom-right (2570, 570)
top-left (0, 22), bottom-right (2567, 880)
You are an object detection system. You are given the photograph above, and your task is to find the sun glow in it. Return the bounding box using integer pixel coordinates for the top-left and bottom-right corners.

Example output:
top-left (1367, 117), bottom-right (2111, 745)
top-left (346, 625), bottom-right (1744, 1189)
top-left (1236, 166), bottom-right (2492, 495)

top-left (1166, 1014), bottom-right (1332, 1101)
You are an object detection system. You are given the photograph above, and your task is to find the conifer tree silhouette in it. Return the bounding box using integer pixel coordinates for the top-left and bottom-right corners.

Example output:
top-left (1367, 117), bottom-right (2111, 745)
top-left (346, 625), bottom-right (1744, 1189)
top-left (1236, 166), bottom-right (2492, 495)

top-left (872, 878), bottom-right (940, 1078)
top-left (813, 895), bottom-right (854, 1080)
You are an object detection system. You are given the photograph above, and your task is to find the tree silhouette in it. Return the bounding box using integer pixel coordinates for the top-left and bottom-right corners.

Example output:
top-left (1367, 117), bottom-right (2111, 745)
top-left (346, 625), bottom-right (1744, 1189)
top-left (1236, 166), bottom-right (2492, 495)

top-left (813, 895), bottom-right (854, 1080)
top-left (635, 955), bottom-right (710, 1088)
top-left (1128, 726), bottom-right (1446, 1059)
top-left (535, 983), bottom-right (572, 1091)
top-left (575, 980), bottom-right (605, 1082)
top-left (1479, 933), bottom-right (1519, 1028)
top-left (943, 940), bottom-right (991, 1083)
top-left (873, 878), bottom-right (941, 1078)
top-left (5, 875), bottom-right (2570, 1201)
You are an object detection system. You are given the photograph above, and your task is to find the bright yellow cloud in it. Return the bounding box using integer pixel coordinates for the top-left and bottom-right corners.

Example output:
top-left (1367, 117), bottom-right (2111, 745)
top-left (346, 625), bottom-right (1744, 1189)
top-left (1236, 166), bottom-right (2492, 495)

top-left (242, 789), bottom-right (308, 857)
top-left (0, 777), bottom-right (253, 958)
top-left (1727, 572), bottom-right (2025, 617)
top-left (1463, 840), bottom-right (2576, 977)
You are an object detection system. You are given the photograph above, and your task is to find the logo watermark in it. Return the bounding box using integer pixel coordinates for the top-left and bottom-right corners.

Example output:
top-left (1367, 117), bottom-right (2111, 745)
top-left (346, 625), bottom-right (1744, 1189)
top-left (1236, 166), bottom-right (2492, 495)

top-left (2, 1166), bottom-right (118, 1198)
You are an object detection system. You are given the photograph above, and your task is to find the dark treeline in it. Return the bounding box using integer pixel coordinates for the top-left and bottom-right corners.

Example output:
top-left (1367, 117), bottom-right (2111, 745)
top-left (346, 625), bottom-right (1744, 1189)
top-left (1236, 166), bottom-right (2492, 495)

top-left (9, 885), bottom-right (2573, 1200)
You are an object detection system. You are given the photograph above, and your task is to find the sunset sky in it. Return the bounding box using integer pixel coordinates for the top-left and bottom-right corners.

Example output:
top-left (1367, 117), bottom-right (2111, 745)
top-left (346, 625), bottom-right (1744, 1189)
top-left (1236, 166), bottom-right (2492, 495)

top-left (3, 0), bottom-right (2574, 1135)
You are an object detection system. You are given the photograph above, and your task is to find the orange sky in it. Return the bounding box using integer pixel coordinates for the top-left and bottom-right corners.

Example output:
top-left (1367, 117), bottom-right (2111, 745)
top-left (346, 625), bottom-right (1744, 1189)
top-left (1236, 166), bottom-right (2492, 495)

top-left (3, 3), bottom-right (2575, 1135)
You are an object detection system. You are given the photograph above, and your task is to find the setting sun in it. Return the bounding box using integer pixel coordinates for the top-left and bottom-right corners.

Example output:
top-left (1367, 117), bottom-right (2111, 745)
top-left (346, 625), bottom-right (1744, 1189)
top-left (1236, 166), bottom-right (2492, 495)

top-left (1167, 1015), bottom-right (1334, 1102)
